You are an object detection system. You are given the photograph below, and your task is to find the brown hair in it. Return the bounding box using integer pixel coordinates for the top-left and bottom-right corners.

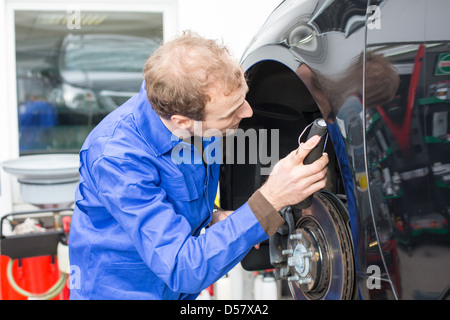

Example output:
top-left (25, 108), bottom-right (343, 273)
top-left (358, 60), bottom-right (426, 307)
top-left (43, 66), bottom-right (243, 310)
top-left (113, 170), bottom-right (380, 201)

top-left (143, 30), bottom-right (244, 120)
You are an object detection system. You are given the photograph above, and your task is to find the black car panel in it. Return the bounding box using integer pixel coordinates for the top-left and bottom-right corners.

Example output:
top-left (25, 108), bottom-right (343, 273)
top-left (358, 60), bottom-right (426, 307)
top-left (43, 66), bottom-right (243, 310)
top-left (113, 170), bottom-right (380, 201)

top-left (227, 0), bottom-right (450, 300)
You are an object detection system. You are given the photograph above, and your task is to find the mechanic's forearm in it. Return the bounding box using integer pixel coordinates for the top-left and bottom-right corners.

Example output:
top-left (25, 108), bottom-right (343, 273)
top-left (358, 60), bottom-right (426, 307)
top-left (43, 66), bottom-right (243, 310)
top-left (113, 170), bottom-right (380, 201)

top-left (169, 202), bottom-right (270, 293)
top-left (248, 189), bottom-right (285, 236)
top-left (209, 209), bottom-right (233, 226)
top-left (212, 190), bottom-right (284, 236)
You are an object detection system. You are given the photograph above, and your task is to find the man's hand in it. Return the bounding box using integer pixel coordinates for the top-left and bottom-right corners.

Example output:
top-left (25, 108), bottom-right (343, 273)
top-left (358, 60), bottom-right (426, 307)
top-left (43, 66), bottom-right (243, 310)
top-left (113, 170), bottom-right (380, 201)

top-left (259, 135), bottom-right (329, 211)
top-left (209, 209), bottom-right (233, 226)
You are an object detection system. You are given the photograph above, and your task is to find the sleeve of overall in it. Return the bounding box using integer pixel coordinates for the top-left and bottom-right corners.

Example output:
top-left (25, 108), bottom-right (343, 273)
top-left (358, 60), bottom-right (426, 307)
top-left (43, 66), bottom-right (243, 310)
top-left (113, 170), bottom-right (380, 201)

top-left (91, 155), bottom-right (270, 294)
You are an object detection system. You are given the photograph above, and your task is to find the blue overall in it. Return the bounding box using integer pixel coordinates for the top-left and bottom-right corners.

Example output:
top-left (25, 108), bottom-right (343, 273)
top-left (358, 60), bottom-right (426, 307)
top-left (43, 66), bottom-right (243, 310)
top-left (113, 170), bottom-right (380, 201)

top-left (68, 82), bottom-right (268, 299)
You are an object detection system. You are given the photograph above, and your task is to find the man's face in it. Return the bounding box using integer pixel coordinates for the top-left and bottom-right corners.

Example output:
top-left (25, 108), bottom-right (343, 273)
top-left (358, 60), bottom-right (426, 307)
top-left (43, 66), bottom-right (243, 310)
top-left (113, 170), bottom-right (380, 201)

top-left (197, 77), bottom-right (253, 137)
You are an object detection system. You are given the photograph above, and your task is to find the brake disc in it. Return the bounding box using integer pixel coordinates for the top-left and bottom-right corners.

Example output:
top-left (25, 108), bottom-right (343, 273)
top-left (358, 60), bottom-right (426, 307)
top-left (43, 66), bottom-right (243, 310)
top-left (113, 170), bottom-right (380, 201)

top-left (282, 191), bottom-right (355, 300)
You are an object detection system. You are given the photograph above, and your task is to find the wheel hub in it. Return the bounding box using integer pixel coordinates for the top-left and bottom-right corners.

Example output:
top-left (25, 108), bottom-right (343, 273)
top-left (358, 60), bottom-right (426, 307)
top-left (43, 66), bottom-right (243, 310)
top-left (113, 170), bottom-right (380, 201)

top-left (284, 218), bottom-right (330, 298)
top-left (288, 237), bottom-right (311, 278)
top-left (275, 192), bottom-right (354, 300)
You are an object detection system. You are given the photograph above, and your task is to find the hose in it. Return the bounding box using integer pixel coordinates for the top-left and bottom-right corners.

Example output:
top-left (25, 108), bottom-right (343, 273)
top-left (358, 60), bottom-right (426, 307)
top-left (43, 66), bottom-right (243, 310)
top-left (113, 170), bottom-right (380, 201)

top-left (6, 258), bottom-right (67, 300)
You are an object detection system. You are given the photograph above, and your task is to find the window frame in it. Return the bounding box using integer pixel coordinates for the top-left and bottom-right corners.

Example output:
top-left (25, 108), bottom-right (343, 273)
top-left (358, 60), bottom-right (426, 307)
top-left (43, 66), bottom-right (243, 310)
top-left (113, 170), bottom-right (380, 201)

top-left (1, 0), bottom-right (177, 210)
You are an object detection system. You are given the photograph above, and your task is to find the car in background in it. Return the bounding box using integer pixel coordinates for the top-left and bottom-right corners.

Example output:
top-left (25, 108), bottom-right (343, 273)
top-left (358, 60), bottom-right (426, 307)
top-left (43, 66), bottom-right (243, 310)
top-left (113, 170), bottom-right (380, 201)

top-left (40, 34), bottom-right (158, 152)
top-left (50, 34), bottom-right (158, 113)
top-left (219, 0), bottom-right (450, 300)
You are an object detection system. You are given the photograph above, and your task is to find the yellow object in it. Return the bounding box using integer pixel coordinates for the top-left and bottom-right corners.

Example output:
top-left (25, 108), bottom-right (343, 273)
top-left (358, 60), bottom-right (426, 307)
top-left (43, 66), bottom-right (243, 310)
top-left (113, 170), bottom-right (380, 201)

top-left (215, 184), bottom-right (220, 207)
top-left (358, 173), bottom-right (368, 190)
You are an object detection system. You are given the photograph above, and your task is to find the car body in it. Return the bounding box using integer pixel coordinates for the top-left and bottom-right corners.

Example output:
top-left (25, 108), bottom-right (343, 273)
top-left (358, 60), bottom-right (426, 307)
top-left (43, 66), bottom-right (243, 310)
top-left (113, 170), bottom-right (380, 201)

top-left (219, 0), bottom-right (450, 300)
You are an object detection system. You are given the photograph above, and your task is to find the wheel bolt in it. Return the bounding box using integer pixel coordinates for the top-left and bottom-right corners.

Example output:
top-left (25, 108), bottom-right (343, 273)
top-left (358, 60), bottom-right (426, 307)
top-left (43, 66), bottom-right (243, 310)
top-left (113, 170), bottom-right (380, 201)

top-left (290, 233), bottom-right (302, 240)
top-left (287, 275), bottom-right (312, 284)
top-left (282, 249), bottom-right (293, 255)
top-left (298, 277), bottom-right (312, 285)
top-left (287, 275), bottom-right (299, 281)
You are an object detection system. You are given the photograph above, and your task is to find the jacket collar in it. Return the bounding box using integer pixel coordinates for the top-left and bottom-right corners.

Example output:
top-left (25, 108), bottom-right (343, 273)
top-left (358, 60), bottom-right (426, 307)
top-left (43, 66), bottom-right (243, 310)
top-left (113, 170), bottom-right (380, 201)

top-left (134, 81), bottom-right (181, 156)
top-left (133, 81), bottom-right (221, 160)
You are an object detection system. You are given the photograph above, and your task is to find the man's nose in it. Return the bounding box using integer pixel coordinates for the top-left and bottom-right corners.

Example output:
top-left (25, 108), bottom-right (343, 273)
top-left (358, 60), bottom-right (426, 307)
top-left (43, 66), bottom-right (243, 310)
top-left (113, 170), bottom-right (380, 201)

top-left (238, 100), bottom-right (253, 119)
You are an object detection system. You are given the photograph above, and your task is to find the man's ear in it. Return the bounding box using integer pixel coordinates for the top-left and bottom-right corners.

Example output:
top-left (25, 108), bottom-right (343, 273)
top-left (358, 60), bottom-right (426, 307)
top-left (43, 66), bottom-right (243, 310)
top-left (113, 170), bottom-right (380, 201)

top-left (170, 115), bottom-right (194, 132)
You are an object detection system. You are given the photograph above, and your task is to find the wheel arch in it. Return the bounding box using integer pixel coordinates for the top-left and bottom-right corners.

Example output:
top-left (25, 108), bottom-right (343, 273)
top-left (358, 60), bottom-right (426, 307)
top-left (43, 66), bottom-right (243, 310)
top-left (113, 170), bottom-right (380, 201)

top-left (241, 52), bottom-right (362, 294)
top-left (241, 51), bottom-right (358, 223)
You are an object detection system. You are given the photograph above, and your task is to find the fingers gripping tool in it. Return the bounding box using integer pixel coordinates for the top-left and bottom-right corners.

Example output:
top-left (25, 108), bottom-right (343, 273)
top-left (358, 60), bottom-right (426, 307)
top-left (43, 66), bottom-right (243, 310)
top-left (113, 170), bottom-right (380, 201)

top-left (293, 118), bottom-right (328, 210)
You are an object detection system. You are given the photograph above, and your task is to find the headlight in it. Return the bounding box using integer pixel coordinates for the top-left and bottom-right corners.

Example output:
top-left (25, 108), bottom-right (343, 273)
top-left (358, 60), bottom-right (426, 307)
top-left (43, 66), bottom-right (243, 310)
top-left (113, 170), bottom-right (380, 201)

top-left (62, 83), bottom-right (97, 110)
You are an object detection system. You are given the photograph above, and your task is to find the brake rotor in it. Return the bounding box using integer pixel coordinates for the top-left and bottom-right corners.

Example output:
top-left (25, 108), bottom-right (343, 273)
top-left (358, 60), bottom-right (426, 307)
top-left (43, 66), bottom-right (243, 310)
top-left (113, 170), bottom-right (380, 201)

top-left (285, 191), bottom-right (355, 300)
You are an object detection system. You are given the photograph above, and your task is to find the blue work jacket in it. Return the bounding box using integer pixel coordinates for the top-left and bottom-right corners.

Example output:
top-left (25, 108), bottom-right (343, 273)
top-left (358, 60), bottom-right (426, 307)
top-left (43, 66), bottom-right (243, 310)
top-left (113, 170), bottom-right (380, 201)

top-left (68, 82), bottom-right (269, 300)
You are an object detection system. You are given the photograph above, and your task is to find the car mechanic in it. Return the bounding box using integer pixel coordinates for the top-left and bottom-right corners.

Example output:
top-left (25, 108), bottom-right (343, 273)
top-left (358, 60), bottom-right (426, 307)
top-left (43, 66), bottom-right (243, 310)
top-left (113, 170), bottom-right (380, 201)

top-left (68, 31), bottom-right (329, 300)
